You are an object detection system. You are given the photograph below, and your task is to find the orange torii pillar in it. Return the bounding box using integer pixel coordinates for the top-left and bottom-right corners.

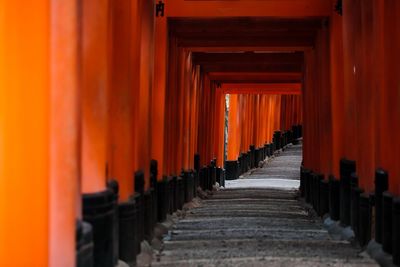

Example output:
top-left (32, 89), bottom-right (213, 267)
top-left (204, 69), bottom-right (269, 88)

top-left (0, 1), bottom-right (79, 266)
top-left (79, 1), bottom-right (119, 267)
top-left (135, 0), bottom-right (154, 189)
top-left (379, 0), bottom-right (400, 195)
top-left (302, 22), bottom-right (331, 177)
top-left (280, 95), bottom-right (302, 131)
top-left (225, 93), bottom-right (288, 176)
top-left (212, 87), bottom-right (226, 167)
top-left (377, 2), bottom-right (400, 259)
top-left (49, 0), bottom-right (80, 266)
top-left (330, 2), bottom-right (345, 178)
top-left (152, 6), bottom-right (167, 179)
top-left (227, 95), bottom-right (241, 161)
top-left (107, 1), bottom-right (139, 264)
top-left (341, 0), bottom-right (376, 191)
top-left (108, 0), bottom-right (134, 202)
top-left (225, 93), bottom-right (295, 180)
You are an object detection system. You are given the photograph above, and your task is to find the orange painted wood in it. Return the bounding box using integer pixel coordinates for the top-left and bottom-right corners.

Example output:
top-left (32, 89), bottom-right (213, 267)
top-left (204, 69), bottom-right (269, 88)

top-left (379, 0), bottom-right (400, 194)
top-left (136, 0), bottom-right (155, 189)
top-left (301, 21), bottom-right (332, 177)
top-left (227, 95), bottom-right (240, 160)
top-left (108, 0), bottom-right (134, 201)
top-left (152, 15), bottom-right (168, 178)
top-left (329, 2), bottom-right (345, 178)
top-left (208, 72), bottom-right (302, 84)
top-left (226, 93), bottom-right (300, 161)
top-left (49, 0), bottom-right (80, 266)
top-left (167, 0), bottom-right (331, 17)
top-left (0, 1), bottom-right (50, 265)
top-left (80, 0), bottom-right (110, 193)
top-left (221, 83), bottom-right (301, 95)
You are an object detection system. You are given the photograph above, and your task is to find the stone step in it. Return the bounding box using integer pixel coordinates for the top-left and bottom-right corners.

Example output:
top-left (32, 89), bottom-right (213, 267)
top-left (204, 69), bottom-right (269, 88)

top-left (152, 256), bottom-right (376, 267)
top-left (148, 143), bottom-right (378, 267)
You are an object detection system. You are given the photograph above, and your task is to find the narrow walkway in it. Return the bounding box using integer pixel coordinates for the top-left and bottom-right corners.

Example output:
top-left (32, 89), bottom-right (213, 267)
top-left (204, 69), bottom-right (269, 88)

top-left (152, 144), bottom-right (377, 266)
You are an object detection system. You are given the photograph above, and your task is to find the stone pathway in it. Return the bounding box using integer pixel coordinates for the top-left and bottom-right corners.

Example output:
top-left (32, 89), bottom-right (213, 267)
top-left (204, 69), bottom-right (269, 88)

top-left (151, 143), bottom-right (378, 266)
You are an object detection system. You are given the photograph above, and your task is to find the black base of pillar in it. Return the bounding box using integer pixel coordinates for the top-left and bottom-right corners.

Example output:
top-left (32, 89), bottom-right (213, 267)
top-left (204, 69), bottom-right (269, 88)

top-left (329, 176), bottom-right (340, 221)
top-left (225, 160), bottom-right (239, 180)
top-left (216, 167), bottom-right (225, 187)
top-left (350, 173), bottom-right (359, 232)
top-left (305, 171), bottom-right (312, 204)
top-left (265, 144), bottom-right (270, 157)
top-left (82, 190), bottom-right (115, 267)
top-left (107, 180), bottom-right (119, 266)
top-left (273, 131), bottom-right (282, 150)
top-left (312, 173), bottom-right (323, 213)
top-left (144, 190), bottom-right (154, 242)
top-left (244, 153), bottom-right (248, 172)
top-left (209, 165), bottom-right (216, 190)
top-left (183, 171), bottom-right (194, 203)
top-left (193, 171), bottom-right (199, 197)
top-left (132, 192), bottom-right (144, 254)
top-left (76, 221), bottom-right (94, 267)
top-left (359, 193), bottom-right (372, 247)
top-left (319, 179), bottom-right (329, 217)
top-left (300, 167), bottom-right (309, 198)
top-left (249, 145), bottom-right (255, 169)
top-left (375, 168), bottom-right (389, 244)
top-left (151, 187), bottom-right (157, 230)
top-left (255, 148), bottom-right (261, 167)
top-left (339, 159), bottom-right (356, 227)
top-left (392, 197), bottom-right (400, 265)
top-left (238, 154), bottom-right (243, 175)
top-left (383, 191), bottom-right (393, 254)
top-left (157, 178), bottom-right (169, 222)
top-left (352, 187), bottom-right (364, 241)
top-left (199, 168), bottom-right (205, 190)
top-left (178, 177), bottom-right (185, 209)
top-left (118, 201), bottom-right (137, 267)
top-left (170, 176), bottom-right (177, 212)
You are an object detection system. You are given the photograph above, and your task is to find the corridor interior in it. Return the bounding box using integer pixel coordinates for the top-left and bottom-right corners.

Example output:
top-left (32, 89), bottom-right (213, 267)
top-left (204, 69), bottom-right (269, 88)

top-left (149, 143), bottom-right (376, 266)
top-left (1, 0), bottom-right (400, 267)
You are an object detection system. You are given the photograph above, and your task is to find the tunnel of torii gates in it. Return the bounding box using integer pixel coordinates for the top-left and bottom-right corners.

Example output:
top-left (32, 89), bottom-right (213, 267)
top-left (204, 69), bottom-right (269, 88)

top-left (1, 0), bottom-right (400, 266)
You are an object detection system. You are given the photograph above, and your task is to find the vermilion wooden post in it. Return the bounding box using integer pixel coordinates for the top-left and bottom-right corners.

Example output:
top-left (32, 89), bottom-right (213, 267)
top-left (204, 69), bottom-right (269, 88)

top-left (329, 4), bottom-right (345, 176)
top-left (357, 0), bottom-right (378, 190)
top-left (380, 0), bottom-right (400, 194)
top-left (50, 0), bottom-right (80, 266)
top-left (303, 49), bottom-right (318, 171)
top-left (136, 0), bottom-right (155, 188)
top-left (227, 95), bottom-right (241, 160)
top-left (81, 0), bottom-right (110, 194)
top-left (0, 1), bottom-right (50, 266)
top-left (152, 13), bottom-right (167, 178)
top-left (216, 89), bottom-right (226, 166)
top-left (315, 22), bottom-right (332, 176)
top-left (109, 0), bottom-right (134, 201)
top-left (341, 0), bottom-right (359, 165)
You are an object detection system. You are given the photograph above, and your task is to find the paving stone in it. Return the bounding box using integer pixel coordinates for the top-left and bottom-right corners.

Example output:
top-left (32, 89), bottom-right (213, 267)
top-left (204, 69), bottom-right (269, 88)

top-left (148, 143), bottom-right (378, 267)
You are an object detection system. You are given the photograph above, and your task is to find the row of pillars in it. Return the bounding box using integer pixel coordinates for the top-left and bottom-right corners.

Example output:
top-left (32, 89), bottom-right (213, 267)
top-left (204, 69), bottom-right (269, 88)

top-left (301, 3), bottom-right (400, 265)
top-left (227, 94), bottom-right (302, 161)
top-left (0, 0), bottom-right (165, 266)
top-left (302, 160), bottom-right (400, 265)
top-left (78, 154), bottom-right (225, 267)
top-left (304, 0), bottom-right (400, 195)
top-left (224, 91), bottom-right (302, 180)
top-left (1, 1), bottom-right (295, 265)
top-left (225, 126), bottom-right (302, 180)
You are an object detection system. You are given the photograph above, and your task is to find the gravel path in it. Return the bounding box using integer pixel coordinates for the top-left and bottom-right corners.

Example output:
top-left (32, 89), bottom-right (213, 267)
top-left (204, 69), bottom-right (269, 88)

top-left (150, 143), bottom-right (377, 266)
